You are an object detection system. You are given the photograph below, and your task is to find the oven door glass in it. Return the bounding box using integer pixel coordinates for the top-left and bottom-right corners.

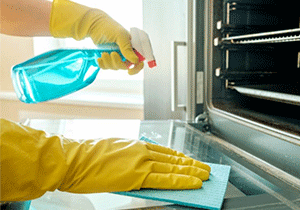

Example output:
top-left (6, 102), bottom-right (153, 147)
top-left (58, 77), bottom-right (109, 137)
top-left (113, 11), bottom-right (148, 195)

top-left (25, 119), bottom-right (300, 210)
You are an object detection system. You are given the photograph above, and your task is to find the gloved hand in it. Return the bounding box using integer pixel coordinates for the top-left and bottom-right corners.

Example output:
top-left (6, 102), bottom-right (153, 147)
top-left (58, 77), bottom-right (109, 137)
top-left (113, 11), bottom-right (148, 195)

top-left (97, 52), bottom-right (145, 75)
top-left (50, 0), bottom-right (144, 75)
top-left (0, 118), bottom-right (211, 202)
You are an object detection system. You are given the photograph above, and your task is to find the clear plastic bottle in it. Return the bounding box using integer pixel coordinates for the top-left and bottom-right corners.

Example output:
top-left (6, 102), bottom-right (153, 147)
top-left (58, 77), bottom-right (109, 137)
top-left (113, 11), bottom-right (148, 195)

top-left (11, 45), bottom-right (122, 103)
top-left (11, 28), bottom-right (156, 104)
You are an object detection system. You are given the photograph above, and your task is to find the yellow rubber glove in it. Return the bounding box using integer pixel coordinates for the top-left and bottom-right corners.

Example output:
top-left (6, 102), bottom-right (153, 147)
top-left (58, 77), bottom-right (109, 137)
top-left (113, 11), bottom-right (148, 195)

top-left (97, 52), bottom-right (145, 75)
top-left (0, 118), bottom-right (211, 202)
top-left (50, 0), bottom-right (144, 75)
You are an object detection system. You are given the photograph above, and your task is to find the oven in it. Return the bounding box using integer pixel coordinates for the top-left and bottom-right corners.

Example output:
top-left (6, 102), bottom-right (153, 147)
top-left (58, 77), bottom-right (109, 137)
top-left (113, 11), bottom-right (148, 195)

top-left (197, 0), bottom-right (300, 185)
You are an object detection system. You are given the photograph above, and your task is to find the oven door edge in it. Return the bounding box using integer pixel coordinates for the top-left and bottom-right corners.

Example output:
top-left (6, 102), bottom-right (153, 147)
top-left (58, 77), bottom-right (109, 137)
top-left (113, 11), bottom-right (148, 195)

top-left (187, 123), bottom-right (300, 193)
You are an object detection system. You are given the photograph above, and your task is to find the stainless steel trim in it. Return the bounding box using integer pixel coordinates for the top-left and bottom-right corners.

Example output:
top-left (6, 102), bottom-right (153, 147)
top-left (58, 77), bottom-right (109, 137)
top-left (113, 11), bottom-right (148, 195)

top-left (215, 67), bottom-right (221, 77)
top-left (217, 20), bottom-right (222, 30)
top-left (196, 72), bottom-right (204, 104)
top-left (187, 0), bottom-right (197, 122)
top-left (226, 49), bottom-right (229, 69)
top-left (298, 52), bottom-right (300, 68)
top-left (232, 164), bottom-right (300, 210)
top-left (187, 123), bottom-right (300, 191)
top-left (204, 0), bottom-right (214, 110)
top-left (209, 106), bottom-right (300, 146)
top-left (171, 41), bottom-right (186, 112)
top-left (226, 2), bottom-right (230, 24)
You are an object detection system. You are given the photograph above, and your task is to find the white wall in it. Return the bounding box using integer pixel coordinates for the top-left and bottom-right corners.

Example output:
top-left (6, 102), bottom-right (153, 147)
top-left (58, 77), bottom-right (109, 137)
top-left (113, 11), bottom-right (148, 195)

top-left (0, 34), bottom-right (35, 91)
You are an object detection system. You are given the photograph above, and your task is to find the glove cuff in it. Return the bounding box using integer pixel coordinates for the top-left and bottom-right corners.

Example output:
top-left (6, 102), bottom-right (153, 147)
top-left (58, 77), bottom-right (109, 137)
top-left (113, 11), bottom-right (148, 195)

top-left (50, 0), bottom-right (92, 40)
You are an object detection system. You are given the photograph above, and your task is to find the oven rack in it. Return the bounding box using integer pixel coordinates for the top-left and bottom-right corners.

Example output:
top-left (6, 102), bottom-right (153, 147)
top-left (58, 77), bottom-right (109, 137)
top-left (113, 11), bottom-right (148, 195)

top-left (229, 85), bottom-right (300, 106)
top-left (217, 71), bottom-right (278, 80)
top-left (234, 35), bottom-right (300, 44)
top-left (222, 28), bottom-right (300, 44)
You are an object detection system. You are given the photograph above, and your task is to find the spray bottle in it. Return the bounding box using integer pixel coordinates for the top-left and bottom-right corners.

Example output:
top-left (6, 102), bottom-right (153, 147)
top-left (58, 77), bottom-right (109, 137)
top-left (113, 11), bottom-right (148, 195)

top-left (11, 28), bottom-right (156, 103)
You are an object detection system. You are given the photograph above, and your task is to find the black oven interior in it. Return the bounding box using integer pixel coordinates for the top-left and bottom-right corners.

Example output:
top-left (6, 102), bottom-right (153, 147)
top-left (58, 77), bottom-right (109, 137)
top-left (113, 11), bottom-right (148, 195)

top-left (211, 0), bottom-right (300, 136)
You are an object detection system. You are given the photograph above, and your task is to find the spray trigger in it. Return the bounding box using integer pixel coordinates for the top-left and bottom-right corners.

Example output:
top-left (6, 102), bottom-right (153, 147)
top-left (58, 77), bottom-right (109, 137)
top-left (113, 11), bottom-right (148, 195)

top-left (130, 27), bottom-right (157, 68)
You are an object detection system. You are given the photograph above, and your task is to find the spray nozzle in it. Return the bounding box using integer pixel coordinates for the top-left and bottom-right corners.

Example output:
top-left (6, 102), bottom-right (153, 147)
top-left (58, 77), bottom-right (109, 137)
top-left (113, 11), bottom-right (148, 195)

top-left (130, 27), bottom-right (157, 68)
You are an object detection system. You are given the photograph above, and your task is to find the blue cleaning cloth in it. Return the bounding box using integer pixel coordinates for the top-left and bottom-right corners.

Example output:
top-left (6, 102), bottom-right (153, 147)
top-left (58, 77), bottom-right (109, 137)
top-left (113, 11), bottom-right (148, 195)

top-left (113, 136), bottom-right (231, 210)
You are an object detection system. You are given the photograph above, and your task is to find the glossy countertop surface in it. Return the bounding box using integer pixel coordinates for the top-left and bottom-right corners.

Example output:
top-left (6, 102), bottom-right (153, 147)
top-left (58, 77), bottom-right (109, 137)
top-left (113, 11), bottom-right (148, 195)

top-left (25, 119), bottom-right (300, 210)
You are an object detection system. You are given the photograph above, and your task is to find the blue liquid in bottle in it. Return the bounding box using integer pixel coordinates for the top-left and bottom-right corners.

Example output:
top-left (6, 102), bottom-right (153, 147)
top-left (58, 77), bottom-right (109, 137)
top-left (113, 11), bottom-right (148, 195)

top-left (11, 45), bottom-right (123, 103)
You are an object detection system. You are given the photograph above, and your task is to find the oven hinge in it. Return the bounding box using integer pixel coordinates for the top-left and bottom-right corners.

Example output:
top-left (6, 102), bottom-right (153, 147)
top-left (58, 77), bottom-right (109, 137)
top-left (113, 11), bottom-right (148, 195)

top-left (192, 112), bottom-right (210, 132)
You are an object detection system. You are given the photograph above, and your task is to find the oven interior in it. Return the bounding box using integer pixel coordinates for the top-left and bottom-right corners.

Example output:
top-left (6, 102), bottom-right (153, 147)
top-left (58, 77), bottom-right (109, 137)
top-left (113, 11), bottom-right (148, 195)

top-left (211, 0), bottom-right (300, 136)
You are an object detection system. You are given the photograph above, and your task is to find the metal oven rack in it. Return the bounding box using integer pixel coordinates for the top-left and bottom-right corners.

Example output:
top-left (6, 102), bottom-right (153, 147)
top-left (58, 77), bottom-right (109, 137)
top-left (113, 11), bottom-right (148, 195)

top-left (214, 1), bottom-right (300, 107)
top-left (222, 28), bottom-right (300, 106)
top-left (220, 28), bottom-right (300, 106)
top-left (222, 28), bottom-right (300, 44)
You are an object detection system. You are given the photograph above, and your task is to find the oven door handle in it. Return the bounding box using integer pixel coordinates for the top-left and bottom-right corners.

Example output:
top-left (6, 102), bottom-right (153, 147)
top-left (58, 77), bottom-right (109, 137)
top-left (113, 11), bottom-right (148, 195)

top-left (171, 41), bottom-right (187, 112)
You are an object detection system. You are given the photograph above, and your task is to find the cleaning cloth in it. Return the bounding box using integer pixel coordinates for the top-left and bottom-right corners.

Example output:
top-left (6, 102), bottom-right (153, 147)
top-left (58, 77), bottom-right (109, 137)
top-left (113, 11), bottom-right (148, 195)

top-left (113, 136), bottom-right (231, 210)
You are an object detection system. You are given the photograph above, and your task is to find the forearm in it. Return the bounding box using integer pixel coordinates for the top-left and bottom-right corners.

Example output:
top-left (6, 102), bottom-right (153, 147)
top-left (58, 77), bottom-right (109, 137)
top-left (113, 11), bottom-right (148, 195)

top-left (0, 118), bottom-right (145, 201)
top-left (0, 119), bottom-right (69, 201)
top-left (0, 0), bottom-right (52, 36)
top-left (0, 119), bottom-right (144, 201)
